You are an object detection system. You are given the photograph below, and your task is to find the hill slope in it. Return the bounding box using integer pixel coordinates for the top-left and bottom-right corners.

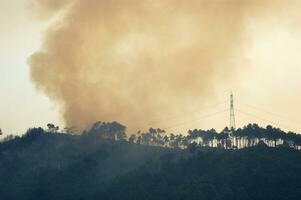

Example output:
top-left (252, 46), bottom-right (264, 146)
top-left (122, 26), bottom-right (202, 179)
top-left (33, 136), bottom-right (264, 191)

top-left (104, 147), bottom-right (301, 200)
top-left (0, 131), bottom-right (300, 200)
top-left (0, 132), bottom-right (170, 200)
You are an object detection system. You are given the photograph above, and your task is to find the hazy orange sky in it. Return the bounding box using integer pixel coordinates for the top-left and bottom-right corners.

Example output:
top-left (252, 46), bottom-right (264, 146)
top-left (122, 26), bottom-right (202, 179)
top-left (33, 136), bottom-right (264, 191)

top-left (1, 0), bottom-right (301, 136)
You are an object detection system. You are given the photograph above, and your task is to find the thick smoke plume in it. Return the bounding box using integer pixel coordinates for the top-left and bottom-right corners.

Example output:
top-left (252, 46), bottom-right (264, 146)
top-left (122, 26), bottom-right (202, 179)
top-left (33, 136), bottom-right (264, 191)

top-left (28, 0), bottom-right (295, 132)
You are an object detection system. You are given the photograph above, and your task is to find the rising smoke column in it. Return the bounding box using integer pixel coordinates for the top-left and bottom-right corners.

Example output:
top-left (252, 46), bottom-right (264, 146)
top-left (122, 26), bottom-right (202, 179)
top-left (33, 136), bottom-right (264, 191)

top-left (28, 0), bottom-right (285, 132)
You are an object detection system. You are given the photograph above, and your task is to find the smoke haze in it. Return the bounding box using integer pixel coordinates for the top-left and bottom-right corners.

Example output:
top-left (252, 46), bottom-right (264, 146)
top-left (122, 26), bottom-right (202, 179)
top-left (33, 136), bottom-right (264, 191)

top-left (28, 0), bottom-right (300, 132)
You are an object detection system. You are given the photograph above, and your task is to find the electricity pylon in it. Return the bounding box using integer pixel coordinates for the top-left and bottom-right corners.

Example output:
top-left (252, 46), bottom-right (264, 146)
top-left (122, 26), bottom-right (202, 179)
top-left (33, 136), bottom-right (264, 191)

top-left (230, 91), bottom-right (236, 130)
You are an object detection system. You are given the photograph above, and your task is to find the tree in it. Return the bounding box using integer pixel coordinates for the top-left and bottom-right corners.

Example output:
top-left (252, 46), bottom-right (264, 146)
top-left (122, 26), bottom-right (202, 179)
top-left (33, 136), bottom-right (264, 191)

top-left (0, 128), bottom-right (2, 135)
top-left (110, 122), bottom-right (126, 140)
top-left (163, 135), bottom-right (169, 147)
top-left (86, 121), bottom-right (126, 141)
top-left (128, 134), bottom-right (137, 143)
top-left (25, 127), bottom-right (45, 136)
top-left (47, 123), bottom-right (59, 133)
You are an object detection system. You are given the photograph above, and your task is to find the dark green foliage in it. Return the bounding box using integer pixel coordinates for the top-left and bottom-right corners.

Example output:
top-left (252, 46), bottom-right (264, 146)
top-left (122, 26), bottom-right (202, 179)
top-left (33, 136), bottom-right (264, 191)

top-left (84, 121), bottom-right (126, 140)
top-left (0, 128), bottom-right (168, 200)
top-left (103, 147), bottom-right (301, 200)
top-left (0, 123), bottom-right (301, 200)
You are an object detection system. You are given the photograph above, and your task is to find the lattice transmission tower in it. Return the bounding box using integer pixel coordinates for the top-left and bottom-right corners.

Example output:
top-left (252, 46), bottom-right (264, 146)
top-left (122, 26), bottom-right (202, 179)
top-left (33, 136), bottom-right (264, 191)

top-left (230, 91), bottom-right (236, 130)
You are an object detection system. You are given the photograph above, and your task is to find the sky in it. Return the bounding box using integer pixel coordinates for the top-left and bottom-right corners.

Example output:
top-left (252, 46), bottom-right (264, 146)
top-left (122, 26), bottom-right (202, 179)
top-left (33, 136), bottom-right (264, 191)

top-left (1, 0), bottom-right (301, 136)
top-left (0, 0), bottom-right (61, 135)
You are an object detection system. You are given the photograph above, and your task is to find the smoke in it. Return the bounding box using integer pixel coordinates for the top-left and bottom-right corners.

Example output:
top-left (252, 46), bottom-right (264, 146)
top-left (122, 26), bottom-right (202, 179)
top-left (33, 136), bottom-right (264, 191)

top-left (28, 0), bottom-right (297, 132)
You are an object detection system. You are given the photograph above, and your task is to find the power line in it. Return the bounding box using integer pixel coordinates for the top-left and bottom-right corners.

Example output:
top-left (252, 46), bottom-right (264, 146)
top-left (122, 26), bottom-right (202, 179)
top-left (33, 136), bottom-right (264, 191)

top-left (130, 93), bottom-right (301, 134)
top-left (163, 109), bottom-right (228, 131)
top-left (236, 108), bottom-right (301, 133)
top-left (132, 101), bottom-right (227, 128)
top-left (238, 101), bottom-right (301, 125)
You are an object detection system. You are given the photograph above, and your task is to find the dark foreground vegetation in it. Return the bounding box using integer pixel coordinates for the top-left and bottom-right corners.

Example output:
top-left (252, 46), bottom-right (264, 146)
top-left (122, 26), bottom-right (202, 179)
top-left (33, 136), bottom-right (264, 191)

top-left (0, 122), bottom-right (301, 200)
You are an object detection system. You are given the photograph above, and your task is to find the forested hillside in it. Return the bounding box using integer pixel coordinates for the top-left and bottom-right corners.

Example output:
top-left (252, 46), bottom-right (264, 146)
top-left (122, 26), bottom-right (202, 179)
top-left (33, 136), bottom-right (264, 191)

top-left (0, 123), bottom-right (301, 200)
top-left (104, 146), bottom-right (301, 200)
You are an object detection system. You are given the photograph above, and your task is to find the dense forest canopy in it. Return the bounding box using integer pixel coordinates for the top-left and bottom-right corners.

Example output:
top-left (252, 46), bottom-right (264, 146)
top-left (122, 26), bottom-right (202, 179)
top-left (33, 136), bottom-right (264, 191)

top-left (0, 122), bottom-right (301, 200)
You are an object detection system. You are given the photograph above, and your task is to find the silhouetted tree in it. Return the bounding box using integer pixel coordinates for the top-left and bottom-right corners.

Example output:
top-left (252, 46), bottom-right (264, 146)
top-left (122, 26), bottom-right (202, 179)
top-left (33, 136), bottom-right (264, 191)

top-left (47, 123), bottom-right (59, 133)
top-left (128, 134), bottom-right (137, 143)
top-left (86, 121), bottom-right (126, 141)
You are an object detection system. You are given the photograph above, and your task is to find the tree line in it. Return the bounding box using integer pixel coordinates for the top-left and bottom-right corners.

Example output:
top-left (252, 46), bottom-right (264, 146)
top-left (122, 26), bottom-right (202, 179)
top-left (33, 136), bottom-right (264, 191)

top-left (130, 124), bottom-right (301, 150)
top-left (1, 122), bottom-right (301, 151)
